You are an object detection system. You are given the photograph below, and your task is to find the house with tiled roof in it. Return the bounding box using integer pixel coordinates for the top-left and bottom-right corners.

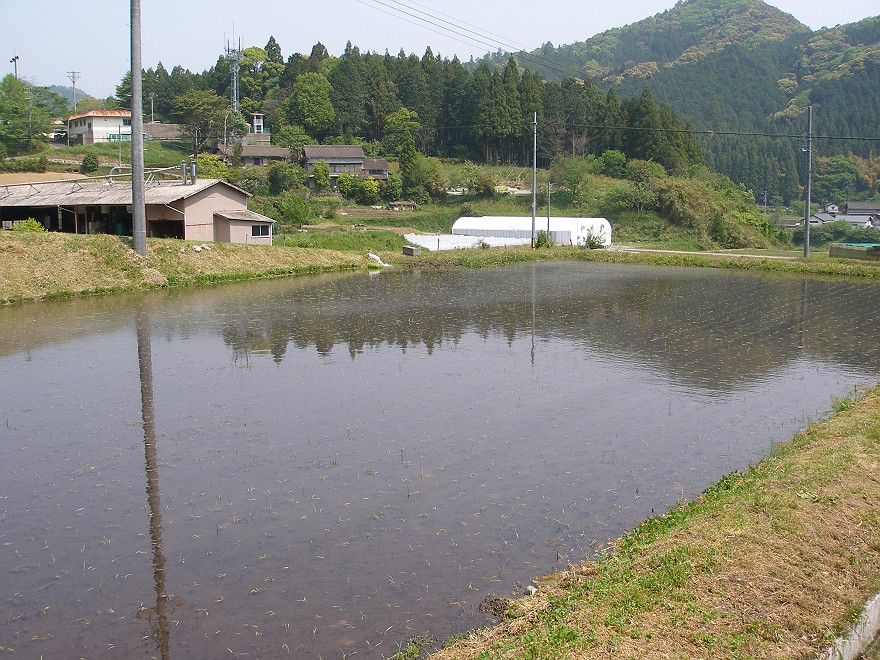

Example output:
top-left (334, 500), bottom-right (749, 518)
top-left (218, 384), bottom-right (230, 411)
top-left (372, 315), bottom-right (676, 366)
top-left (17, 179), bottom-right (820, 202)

top-left (301, 145), bottom-right (389, 188)
top-left (845, 201), bottom-right (880, 219)
top-left (216, 144), bottom-right (293, 167)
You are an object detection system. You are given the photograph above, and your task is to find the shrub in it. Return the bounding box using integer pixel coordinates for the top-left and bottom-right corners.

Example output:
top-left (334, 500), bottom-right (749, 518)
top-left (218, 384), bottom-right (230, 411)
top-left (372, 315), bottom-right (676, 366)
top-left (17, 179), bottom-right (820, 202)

top-left (12, 217), bottom-right (47, 232)
top-left (535, 230), bottom-right (554, 248)
top-left (793, 220), bottom-right (880, 246)
top-left (80, 153), bottom-right (99, 174)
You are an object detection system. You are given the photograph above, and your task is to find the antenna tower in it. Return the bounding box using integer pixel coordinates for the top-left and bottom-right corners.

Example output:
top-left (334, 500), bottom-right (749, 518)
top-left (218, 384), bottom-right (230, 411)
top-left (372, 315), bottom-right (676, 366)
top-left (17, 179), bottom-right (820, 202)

top-left (225, 38), bottom-right (242, 113)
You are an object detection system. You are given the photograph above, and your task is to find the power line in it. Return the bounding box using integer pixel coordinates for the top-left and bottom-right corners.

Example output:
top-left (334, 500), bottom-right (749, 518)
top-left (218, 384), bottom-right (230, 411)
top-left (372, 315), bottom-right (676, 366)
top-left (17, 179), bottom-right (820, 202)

top-left (353, 0), bottom-right (590, 81)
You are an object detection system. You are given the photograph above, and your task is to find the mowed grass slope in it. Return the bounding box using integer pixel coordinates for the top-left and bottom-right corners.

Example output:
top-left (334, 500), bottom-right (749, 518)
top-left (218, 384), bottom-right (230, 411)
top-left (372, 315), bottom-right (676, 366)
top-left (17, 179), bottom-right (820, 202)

top-left (0, 232), bottom-right (361, 303)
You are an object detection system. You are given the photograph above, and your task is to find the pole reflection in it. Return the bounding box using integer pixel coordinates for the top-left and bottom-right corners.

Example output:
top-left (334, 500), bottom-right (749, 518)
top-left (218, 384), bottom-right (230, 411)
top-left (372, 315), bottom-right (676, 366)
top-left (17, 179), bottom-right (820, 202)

top-left (136, 305), bottom-right (171, 659)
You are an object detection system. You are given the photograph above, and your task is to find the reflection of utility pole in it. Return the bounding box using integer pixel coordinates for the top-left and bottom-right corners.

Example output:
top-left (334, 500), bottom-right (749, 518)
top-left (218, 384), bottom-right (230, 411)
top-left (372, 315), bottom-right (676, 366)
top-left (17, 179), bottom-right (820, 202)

top-left (530, 263), bottom-right (536, 367)
top-left (136, 306), bottom-right (170, 660)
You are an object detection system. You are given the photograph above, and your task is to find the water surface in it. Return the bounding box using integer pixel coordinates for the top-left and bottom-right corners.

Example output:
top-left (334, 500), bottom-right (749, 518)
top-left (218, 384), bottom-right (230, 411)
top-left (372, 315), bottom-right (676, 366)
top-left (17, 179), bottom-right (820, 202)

top-left (2, 262), bottom-right (879, 657)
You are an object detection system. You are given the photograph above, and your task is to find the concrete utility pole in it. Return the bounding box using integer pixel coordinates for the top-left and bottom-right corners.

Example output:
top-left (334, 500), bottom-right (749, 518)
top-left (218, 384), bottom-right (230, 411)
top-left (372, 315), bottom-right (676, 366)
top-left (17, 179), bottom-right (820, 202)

top-left (531, 112), bottom-right (537, 248)
top-left (802, 105), bottom-right (813, 259)
top-left (10, 55), bottom-right (19, 78)
top-left (131, 0), bottom-right (147, 256)
top-left (66, 71), bottom-right (80, 147)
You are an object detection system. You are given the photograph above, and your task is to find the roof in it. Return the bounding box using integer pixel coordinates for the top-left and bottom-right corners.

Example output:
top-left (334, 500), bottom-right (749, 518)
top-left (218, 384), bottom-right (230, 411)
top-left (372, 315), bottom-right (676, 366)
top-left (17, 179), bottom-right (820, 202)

top-left (303, 145), bottom-right (365, 160)
top-left (217, 145), bottom-right (292, 159)
top-left (812, 213), bottom-right (872, 224)
top-left (0, 178), bottom-right (248, 207)
top-left (68, 109), bottom-right (132, 121)
top-left (362, 158), bottom-right (389, 170)
top-left (213, 209), bottom-right (275, 224)
top-left (846, 202), bottom-right (880, 215)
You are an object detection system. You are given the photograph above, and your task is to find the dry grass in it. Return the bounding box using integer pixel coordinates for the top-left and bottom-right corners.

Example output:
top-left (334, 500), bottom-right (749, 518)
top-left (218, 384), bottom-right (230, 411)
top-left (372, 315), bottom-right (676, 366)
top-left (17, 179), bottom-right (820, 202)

top-left (432, 387), bottom-right (880, 659)
top-left (0, 172), bottom-right (86, 184)
top-left (0, 233), bottom-right (362, 302)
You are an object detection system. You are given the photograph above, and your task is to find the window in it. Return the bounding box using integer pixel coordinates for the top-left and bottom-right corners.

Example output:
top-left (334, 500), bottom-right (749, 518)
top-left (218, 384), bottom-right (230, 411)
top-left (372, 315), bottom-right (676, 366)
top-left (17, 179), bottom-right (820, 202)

top-left (252, 224), bottom-right (270, 237)
top-left (123, 119), bottom-right (131, 126)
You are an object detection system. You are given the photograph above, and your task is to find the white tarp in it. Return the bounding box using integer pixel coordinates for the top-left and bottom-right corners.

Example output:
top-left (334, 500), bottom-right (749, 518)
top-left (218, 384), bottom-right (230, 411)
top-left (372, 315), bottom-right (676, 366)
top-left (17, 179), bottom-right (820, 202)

top-left (403, 233), bottom-right (531, 251)
top-left (451, 216), bottom-right (612, 247)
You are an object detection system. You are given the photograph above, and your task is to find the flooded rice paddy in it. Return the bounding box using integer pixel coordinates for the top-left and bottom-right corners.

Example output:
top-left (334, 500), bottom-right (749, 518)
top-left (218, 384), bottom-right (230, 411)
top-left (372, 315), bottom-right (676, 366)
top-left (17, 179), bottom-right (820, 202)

top-left (2, 261), bottom-right (880, 658)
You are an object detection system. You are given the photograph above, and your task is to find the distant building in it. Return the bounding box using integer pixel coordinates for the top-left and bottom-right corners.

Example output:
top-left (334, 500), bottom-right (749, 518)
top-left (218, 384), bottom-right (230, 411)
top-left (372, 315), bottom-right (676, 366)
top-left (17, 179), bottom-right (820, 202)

top-left (302, 145), bottom-right (389, 188)
top-left (809, 212), bottom-right (873, 229)
top-left (0, 178), bottom-right (274, 244)
top-left (845, 201), bottom-right (880, 219)
top-left (67, 109), bottom-right (131, 145)
top-left (242, 112), bottom-right (271, 145)
top-left (217, 144), bottom-right (293, 167)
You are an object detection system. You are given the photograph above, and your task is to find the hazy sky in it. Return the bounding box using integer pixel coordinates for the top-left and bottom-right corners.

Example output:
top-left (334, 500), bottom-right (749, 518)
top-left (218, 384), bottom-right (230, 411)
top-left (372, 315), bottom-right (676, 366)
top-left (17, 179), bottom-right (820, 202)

top-left (2, 0), bottom-right (877, 99)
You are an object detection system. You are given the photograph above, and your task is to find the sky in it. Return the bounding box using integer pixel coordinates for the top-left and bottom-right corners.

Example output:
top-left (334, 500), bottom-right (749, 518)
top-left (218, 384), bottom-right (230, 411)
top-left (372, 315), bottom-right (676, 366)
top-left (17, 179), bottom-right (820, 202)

top-left (2, 0), bottom-right (877, 100)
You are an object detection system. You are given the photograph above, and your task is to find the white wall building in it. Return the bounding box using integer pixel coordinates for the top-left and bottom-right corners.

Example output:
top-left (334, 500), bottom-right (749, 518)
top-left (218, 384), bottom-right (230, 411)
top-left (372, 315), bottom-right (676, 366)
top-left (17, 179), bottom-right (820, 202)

top-left (452, 216), bottom-right (612, 247)
top-left (67, 109), bottom-right (132, 145)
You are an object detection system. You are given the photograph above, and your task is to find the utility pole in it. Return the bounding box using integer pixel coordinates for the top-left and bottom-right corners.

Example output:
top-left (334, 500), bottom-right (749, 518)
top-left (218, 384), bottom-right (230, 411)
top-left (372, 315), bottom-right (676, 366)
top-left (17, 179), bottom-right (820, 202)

top-left (531, 112), bottom-right (537, 248)
top-left (547, 182), bottom-right (552, 236)
top-left (67, 71), bottom-right (80, 113)
top-left (131, 0), bottom-right (147, 256)
top-left (67, 71), bottom-right (80, 147)
top-left (802, 105), bottom-right (813, 259)
top-left (10, 55), bottom-right (19, 78)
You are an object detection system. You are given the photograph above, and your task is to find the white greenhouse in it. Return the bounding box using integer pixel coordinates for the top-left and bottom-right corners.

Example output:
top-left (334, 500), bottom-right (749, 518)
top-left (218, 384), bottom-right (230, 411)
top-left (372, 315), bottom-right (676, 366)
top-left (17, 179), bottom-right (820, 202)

top-left (451, 216), bottom-right (612, 247)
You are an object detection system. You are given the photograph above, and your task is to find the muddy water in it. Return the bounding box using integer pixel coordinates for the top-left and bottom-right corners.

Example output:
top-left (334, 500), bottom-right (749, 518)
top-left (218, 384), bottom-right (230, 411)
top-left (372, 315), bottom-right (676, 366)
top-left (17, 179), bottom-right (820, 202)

top-left (2, 262), bottom-right (879, 658)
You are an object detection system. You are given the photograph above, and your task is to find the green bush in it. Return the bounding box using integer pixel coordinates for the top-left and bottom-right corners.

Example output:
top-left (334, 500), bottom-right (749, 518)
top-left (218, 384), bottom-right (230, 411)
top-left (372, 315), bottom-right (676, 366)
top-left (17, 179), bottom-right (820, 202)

top-left (793, 220), bottom-right (880, 246)
top-left (80, 153), bottom-right (99, 174)
top-left (535, 230), bottom-right (554, 248)
top-left (11, 217), bottom-right (47, 232)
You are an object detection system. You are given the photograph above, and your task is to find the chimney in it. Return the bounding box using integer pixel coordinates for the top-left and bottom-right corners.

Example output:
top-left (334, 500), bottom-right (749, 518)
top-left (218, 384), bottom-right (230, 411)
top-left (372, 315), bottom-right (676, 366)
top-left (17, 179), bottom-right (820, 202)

top-left (190, 160), bottom-right (197, 184)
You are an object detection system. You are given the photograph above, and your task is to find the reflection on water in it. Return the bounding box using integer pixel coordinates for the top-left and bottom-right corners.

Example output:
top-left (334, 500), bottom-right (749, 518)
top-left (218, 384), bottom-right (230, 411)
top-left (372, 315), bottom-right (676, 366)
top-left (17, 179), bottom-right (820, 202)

top-left (1, 262), bottom-right (879, 658)
top-left (135, 306), bottom-right (171, 659)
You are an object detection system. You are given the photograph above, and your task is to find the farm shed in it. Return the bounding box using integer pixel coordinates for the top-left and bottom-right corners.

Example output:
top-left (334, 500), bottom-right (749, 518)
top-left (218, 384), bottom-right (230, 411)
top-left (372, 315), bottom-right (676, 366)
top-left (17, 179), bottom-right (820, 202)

top-left (452, 216), bottom-right (612, 247)
top-left (0, 178), bottom-right (274, 244)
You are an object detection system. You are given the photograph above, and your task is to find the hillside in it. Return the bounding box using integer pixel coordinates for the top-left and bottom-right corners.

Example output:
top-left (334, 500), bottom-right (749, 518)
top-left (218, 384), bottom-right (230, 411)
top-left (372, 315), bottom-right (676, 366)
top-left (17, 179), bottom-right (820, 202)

top-left (511, 0), bottom-right (809, 83)
top-left (482, 0), bottom-right (880, 203)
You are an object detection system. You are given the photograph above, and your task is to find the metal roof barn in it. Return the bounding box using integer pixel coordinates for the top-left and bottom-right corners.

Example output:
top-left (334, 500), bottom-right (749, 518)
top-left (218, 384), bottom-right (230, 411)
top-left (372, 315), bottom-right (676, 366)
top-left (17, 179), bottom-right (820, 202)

top-left (451, 216), bottom-right (612, 247)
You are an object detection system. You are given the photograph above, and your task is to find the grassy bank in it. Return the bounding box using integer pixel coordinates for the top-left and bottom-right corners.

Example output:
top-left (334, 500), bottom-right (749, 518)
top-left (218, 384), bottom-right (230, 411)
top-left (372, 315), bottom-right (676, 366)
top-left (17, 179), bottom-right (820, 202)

top-left (429, 385), bottom-right (880, 659)
top-left (0, 232), bottom-right (361, 303)
top-left (4, 233), bottom-right (880, 304)
top-left (388, 244), bottom-right (880, 280)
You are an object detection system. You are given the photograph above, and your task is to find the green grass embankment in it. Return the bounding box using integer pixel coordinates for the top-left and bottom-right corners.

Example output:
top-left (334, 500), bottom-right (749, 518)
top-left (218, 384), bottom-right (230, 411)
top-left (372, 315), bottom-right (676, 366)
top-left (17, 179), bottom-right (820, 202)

top-left (4, 233), bottom-right (880, 304)
top-left (430, 385), bottom-right (880, 659)
top-left (0, 232), bottom-right (361, 303)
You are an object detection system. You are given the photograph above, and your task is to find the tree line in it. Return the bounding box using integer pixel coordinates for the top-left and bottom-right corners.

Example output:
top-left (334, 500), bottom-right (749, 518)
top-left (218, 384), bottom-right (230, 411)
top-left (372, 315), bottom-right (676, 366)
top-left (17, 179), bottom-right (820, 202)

top-left (117, 38), bottom-right (704, 177)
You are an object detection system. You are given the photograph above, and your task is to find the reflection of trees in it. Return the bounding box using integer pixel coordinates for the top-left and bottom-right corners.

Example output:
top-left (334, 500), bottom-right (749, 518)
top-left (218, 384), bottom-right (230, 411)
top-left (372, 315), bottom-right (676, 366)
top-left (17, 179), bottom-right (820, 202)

top-left (203, 266), bottom-right (880, 391)
top-left (3, 265), bottom-right (879, 393)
